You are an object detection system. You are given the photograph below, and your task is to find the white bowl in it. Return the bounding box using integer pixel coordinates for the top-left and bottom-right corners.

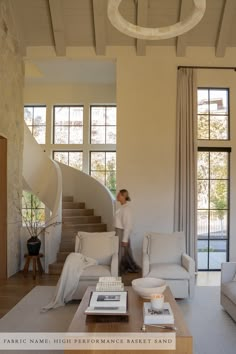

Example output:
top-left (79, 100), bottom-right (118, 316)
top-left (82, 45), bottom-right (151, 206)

top-left (132, 277), bottom-right (166, 299)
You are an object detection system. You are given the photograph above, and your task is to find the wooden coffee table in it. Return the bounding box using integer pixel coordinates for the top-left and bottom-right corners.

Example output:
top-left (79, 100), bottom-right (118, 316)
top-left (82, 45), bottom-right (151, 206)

top-left (65, 286), bottom-right (192, 354)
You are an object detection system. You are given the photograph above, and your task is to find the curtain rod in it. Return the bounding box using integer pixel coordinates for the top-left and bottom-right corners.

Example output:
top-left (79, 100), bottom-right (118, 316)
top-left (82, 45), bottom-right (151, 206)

top-left (178, 65), bottom-right (236, 71)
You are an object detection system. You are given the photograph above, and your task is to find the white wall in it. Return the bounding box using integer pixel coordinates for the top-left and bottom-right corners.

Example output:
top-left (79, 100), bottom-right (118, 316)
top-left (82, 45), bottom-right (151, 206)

top-left (0, 0), bottom-right (24, 276)
top-left (24, 46), bottom-right (236, 265)
top-left (116, 52), bottom-right (176, 262)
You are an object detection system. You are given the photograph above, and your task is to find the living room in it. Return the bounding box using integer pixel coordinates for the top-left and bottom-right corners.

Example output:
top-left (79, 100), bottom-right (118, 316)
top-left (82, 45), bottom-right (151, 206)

top-left (0, 1), bottom-right (236, 353)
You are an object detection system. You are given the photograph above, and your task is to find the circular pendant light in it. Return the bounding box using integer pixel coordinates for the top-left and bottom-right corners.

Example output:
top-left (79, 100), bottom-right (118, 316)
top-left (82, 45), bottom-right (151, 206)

top-left (107, 0), bottom-right (206, 40)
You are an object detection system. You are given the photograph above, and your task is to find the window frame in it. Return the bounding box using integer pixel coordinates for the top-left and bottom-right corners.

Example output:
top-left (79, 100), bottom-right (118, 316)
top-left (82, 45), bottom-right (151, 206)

top-left (89, 150), bottom-right (116, 195)
top-left (21, 191), bottom-right (45, 227)
top-left (197, 87), bottom-right (230, 141)
top-left (24, 105), bottom-right (47, 144)
top-left (90, 105), bottom-right (117, 144)
top-left (53, 105), bottom-right (84, 144)
top-left (53, 150), bottom-right (83, 171)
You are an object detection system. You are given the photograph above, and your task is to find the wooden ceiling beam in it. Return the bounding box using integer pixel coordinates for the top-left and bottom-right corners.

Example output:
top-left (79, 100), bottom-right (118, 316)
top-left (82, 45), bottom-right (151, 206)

top-left (48, 0), bottom-right (66, 56)
top-left (216, 0), bottom-right (235, 57)
top-left (92, 0), bottom-right (106, 56)
top-left (136, 0), bottom-right (148, 56)
top-left (176, 0), bottom-right (189, 57)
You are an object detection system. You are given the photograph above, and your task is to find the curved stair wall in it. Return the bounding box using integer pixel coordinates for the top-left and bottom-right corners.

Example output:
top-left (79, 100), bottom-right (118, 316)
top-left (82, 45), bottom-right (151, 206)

top-left (59, 162), bottom-right (115, 232)
top-left (23, 124), bottom-right (62, 272)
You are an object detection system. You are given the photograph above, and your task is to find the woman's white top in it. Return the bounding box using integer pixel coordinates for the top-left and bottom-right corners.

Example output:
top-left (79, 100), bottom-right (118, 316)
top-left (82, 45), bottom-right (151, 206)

top-left (114, 202), bottom-right (133, 243)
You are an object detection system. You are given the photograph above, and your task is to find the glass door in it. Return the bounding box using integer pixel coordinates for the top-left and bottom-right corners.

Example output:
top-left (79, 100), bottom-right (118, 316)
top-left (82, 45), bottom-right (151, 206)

top-left (197, 149), bottom-right (230, 270)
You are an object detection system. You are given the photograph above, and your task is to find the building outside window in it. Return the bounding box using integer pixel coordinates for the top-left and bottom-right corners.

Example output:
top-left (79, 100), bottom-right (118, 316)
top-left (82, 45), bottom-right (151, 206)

top-left (197, 88), bottom-right (230, 271)
top-left (24, 106), bottom-right (46, 144)
top-left (197, 89), bottom-right (229, 140)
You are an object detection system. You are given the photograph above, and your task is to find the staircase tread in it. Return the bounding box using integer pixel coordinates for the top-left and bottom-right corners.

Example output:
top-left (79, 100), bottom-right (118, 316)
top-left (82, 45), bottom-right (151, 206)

top-left (63, 208), bottom-right (92, 210)
top-left (63, 215), bottom-right (98, 218)
top-left (63, 222), bottom-right (106, 226)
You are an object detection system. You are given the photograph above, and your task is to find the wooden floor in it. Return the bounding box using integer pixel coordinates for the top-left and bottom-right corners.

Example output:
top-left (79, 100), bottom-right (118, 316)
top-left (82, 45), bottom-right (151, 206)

top-left (0, 270), bottom-right (220, 320)
top-left (0, 272), bottom-right (59, 319)
top-left (0, 270), bottom-right (142, 319)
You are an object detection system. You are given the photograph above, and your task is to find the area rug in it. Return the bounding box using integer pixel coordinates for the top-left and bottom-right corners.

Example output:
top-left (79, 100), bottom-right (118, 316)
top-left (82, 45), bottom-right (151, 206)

top-left (0, 286), bottom-right (78, 353)
top-left (0, 285), bottom-right (236, 354)
top-left (177, 286), bottom-right (236, 354)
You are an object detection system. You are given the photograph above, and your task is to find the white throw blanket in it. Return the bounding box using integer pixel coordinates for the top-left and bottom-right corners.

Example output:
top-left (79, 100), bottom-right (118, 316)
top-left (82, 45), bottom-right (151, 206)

top-left (41, 253), bottom-right (97, 312)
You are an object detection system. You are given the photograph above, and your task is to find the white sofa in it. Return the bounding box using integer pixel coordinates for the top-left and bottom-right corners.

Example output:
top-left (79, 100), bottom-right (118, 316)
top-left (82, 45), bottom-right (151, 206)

top-left (142, 232), bottom-right (195, 298)
top-left (221, 262), bottom-right (236, 322)
top-left (72, 231), bottom-right (119, 299)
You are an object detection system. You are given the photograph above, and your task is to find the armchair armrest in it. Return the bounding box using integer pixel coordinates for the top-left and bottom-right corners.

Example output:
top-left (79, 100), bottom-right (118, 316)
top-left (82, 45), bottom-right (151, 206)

top-left (221, 262), bottom-right (236, 284)
top-left (142, 253), bottom-right (150, 277)
top-left (182, 253), bottom-right (195, 276)
top-left (111, 253), bottom-right (119, 277)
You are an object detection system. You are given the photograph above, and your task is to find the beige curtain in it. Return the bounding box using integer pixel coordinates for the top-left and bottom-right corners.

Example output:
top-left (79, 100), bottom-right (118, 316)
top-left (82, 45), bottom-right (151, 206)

top-left (174, 68), bottom-right (197, 264)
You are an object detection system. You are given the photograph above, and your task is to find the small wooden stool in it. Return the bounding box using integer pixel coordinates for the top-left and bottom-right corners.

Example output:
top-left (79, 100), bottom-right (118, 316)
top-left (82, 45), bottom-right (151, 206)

top-left (23, 253), bottom-right (44, 279)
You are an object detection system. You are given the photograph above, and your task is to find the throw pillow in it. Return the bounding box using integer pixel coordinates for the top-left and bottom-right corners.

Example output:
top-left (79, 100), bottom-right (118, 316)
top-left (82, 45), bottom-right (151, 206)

top-left (75, 231), bottom-right (116, 265)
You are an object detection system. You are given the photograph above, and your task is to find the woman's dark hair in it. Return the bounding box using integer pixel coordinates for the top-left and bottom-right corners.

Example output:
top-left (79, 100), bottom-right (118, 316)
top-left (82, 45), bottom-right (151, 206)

top-left (119, 189), bottom-right (131, 201)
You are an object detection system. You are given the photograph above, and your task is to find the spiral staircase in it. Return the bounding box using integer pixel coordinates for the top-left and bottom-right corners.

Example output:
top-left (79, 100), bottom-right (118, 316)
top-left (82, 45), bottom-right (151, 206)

top-left (23, 123), bottom-right (114, 273)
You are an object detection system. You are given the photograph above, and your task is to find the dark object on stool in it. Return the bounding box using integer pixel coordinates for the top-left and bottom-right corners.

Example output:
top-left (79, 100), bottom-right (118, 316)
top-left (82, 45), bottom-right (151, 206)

top-left (27, 236), bottom-right (41, 255)
top-left (23, 253), bottom-right (44, 279)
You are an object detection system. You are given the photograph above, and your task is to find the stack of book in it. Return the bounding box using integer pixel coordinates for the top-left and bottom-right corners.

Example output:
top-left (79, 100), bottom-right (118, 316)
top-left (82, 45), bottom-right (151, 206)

top-left (96, 276), bottom-right (124, 291)
top-left (143, 302), bottom-right (174, 324)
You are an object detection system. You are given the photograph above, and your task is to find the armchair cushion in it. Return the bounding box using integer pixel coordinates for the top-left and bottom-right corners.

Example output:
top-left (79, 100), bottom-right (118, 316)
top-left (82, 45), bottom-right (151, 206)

top-left (81, 265), bottom-right (111, 277)
top-left (75, 231), bottom-right (117, 265)
top-left (221, 282), bottom-right (236, 304)
top-left (146, 232), bottom-right (185, 265)
top-left (182, 253), bottom-right (195, 275)
top-left (148, 263), bottom-right (190, 280)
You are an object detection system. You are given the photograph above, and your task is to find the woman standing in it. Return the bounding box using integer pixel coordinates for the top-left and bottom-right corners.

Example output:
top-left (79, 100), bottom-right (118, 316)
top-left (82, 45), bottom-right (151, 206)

top-left (114, 189), bottom-right (140, 274)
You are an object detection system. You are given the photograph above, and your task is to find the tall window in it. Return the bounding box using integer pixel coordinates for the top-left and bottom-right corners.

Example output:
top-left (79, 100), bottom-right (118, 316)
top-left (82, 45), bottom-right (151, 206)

top-left (53, 151), bottom-right (83, 171)
top-left (25, 102), bottom-right (117, 195)
top-left (197, 88), bottom-right (230, 271)
top-left (90, 106), bottom-right (116, 144)
top-left (89, 105), bottom-right (117, 194)
top-left (24, 106), bottom-right (46, 144)
top-left (90, 151), bottom-right (116, 195)
top-left (53, 106), bottom-right (83, 144)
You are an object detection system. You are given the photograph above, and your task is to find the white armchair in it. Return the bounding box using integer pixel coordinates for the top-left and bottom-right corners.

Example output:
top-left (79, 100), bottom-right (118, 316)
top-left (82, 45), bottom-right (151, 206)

top-left (221, 262), bottom-right (236, 322)
top-left (142, 232), bottom-right (195, 298)
top-left (72, 231), bottom-right (119, 299)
